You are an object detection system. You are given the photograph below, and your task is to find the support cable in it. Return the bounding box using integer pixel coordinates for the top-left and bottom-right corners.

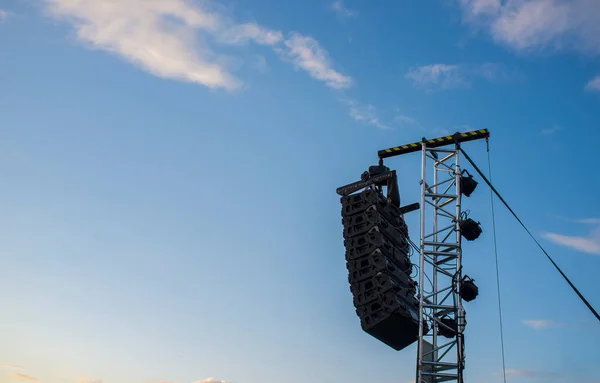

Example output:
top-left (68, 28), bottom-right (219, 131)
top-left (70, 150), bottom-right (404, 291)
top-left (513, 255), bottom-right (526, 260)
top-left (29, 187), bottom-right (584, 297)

top-left (486, 141), bottom-right (507, 383)
top-left (460, 148), bottom-right (600, 323)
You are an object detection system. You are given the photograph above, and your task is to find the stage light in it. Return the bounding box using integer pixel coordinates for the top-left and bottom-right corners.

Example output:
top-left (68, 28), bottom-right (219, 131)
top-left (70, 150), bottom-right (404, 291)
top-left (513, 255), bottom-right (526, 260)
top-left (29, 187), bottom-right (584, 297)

top-left (460, 218), bottom-right (482, 241)
top-left (437, 317), bottom-right (458, 338)
top-left (459, 276), bottom-right (478, 302)
top-left (460, 170), bottom-right (478, 197)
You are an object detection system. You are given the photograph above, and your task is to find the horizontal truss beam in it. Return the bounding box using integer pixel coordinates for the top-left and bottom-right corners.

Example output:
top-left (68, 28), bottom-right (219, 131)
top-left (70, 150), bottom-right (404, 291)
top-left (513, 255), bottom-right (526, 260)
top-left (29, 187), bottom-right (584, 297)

top-left (378, 129), bottom-right (489, 158)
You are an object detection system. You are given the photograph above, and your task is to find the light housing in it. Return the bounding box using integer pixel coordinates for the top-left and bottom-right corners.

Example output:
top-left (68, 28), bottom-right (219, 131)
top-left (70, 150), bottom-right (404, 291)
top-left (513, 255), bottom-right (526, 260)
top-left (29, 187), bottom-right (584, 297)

top-left (460, 170), bottom-right (478, 197)
top-left (460, 218), bottom-right (482, 241)
top-left (459, 275), bottom-right (479, 302)
top-left (438, 317), bottom-right (458, 338)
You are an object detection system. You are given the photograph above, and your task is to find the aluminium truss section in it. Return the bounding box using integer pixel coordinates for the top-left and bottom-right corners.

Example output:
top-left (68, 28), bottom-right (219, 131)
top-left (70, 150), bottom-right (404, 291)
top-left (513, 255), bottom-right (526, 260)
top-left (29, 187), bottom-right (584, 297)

top-left (417, 144), bottom-right (466, 383)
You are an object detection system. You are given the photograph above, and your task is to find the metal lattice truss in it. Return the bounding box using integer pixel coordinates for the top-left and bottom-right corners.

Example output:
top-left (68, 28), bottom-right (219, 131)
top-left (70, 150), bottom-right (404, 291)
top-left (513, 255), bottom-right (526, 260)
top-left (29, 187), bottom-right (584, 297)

top-left (417, 144), bottom-right (466, 383)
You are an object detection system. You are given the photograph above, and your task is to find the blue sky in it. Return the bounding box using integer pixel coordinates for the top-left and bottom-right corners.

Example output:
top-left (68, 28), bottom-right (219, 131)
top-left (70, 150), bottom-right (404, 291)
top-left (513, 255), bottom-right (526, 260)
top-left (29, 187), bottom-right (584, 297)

top-left (1, 1), bottom-right (600, 383)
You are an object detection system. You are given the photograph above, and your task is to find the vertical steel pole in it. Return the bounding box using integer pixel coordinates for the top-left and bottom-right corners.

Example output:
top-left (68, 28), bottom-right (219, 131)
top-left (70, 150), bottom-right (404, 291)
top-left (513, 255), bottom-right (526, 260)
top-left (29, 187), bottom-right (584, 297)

top-left (432, 148), bottom-right (439, 364)
top-left (455, 144), bottom-right (465, 383)
top-left (417, 142), bottom-right (427, 383)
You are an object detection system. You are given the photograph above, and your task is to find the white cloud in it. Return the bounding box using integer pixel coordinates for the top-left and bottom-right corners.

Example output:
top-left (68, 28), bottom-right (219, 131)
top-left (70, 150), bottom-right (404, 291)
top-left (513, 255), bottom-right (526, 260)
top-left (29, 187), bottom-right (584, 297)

top-left (330, 0), bottom-right (357, 18)
top-left (458, 0), bottom-right (600, 55)
top-left (542, 226), bottom-right (600, 255)
top-left (405, 62), bottom-right (512, 91)
top-left (586, 75), bottom-right (600, 92)
top-left (217, 23), bottom-right (283, 45)
top-left (405, 64), bottom-right (470, 91)
top-left (0, 9), bottom-right (7, 21)
top-left (345, 100), bottom-right (391, 130)
top-left (522, 319), bottom-right (566, 329)
top-left (279, 32), bottom-right (353, 89)
top-left (44, 0), bottom-right (257, 90)
top-left (44, 1), bottom-right (352, 91)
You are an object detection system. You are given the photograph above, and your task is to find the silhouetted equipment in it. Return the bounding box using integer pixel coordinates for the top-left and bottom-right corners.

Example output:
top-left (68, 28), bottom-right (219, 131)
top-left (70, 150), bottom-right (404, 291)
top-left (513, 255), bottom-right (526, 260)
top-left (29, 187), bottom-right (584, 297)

top-left (438, 317), bottom-right (458, 338)
top-left (460, 276), bottom-right (479, 302)
top-left (339, 169), bottom-right (421, 351)
top-left (337, 129), bottom-right (494, 383)
top-left (460, 218), bottom-right (482, 241)
top-left (371, 129), bottom-right (490, 383)
top-left (337, 165), bottom-right (400, 207)
top-left (460, 170), bottom-right (478, 197)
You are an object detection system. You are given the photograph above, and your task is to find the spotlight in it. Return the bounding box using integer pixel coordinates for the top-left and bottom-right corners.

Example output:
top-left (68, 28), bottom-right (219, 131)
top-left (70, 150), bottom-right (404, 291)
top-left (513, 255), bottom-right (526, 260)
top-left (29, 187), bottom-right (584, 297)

top-left (459, 275), bottom-right (478, 302)
top-left (460, 218), bottom-right (482, 241)
top-left (460, 170), bottom-right (478, 197)
top-left (437, 317), bottom-right (458, 338)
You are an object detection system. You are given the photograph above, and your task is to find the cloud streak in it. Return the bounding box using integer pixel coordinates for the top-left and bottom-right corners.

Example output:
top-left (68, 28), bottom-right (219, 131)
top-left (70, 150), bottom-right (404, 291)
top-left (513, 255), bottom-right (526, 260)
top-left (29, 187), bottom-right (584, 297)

top-left (345, 100), bottom-right (391, 130)
top-left (44, 0), bottom-right (351, 91)
top-left (405, 62), bottom-right (509, 91)
top-left (542, 226), bottom-right (600, 255)
top-left (12, 373), bottom-right (38, 382)
top-left (405, 64), bottom-right (469, 90)
top-left (586, 75), bottom-right (600, 92)
top-left (329, 0), bottom-right (357, 18)
top-left (279, 33), bottom-right (353, 89)
top-left (458, 0), bottom-right (600, 55)
top-left (522, 319), bottom-right (566, 329)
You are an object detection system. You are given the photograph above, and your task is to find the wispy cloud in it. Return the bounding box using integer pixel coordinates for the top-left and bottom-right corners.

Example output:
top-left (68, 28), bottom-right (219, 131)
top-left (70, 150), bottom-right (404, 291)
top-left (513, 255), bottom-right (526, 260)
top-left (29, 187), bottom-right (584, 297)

top-left (0, 9), bottom-right (8, 21)
top-left (541, 124), bottom-right (560, 135)
top-left (279, 32), bottom-right (353, 89)
top-left (395, 114), bottom-right (417, 125)
top-left (542, 226), bottom-right (600, 255)
top-left (43, 0), bottom-right (351, 91)
top-left (345, 100), bottom-right (391, 130)
top-left (405, 62), bottom-right (509, 91)
top-left (12, 373), bottom-right (38, 381)
top-left (329, 0), bottom-right (357, 18)
top-left (405, 64), bottom-right (469, 91)
top-left (585, 75), bottom-right (600, 92)
top-left (458, 0), bottom-right (600, 56)
top-left (43, 0), bottom-right (281, 90)
top-left (522, 319), bottom-right (566, 329)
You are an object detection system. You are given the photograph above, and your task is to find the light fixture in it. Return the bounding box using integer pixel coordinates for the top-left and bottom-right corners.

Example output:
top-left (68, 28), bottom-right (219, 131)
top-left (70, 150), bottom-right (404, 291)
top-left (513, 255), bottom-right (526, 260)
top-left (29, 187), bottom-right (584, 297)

top-left (460, 170), bottom-right (478, 197)
top-left (459, 275), bottom-right (479, 302)
top-left (460, 218), bottom-right (482, 241)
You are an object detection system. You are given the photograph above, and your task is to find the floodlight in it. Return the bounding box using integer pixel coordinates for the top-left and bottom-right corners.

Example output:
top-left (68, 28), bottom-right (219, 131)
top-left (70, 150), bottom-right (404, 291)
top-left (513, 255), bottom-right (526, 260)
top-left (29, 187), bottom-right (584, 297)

top-left (460, 170), bottom-right (478, 197)
top-left (460, 218), bottom-right (482, 241)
